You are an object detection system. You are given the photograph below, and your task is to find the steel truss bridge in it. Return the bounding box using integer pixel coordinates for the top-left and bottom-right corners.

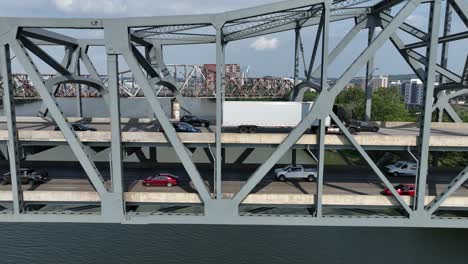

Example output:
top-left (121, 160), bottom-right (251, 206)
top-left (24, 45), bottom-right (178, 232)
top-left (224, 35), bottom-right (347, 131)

top-left (5, 66), bottom-right (295, 98)
top-left (0, 0), bottom-right (467, 227)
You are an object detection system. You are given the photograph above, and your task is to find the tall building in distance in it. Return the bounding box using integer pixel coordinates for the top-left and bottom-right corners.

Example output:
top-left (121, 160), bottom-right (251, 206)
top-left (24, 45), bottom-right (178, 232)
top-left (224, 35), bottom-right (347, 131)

top-left (401, 79), bottom-right (423, 106)
top-left (371, 75), bottom-right (389, 90)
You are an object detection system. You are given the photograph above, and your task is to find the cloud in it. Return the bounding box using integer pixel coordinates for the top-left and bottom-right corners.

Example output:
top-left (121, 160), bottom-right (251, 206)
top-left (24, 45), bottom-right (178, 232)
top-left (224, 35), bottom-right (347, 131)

top-left (51, 0), bottom-right (127, 14)
top-left (250, 37), bottom-right (279, 51)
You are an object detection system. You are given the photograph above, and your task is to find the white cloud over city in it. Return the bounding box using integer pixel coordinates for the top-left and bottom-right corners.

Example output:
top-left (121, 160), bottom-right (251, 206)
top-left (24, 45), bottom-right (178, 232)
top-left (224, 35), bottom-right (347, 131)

top-left (250, 37), bottom-right (280, 51)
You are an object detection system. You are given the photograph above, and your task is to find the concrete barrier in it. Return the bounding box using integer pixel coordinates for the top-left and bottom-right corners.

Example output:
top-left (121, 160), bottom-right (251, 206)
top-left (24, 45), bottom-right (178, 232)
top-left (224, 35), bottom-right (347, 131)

top-left (377, 121), bottom-right (468, 129)
top-left (1, 131), bottom-right (467, 148)
top-left (0, 190), bottom-right (466, 208)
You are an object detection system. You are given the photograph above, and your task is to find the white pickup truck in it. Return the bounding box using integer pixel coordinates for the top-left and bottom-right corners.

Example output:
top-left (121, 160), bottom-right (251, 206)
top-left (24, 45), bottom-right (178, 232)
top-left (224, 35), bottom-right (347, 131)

top-left (274, 165), bottom-right (317, 182)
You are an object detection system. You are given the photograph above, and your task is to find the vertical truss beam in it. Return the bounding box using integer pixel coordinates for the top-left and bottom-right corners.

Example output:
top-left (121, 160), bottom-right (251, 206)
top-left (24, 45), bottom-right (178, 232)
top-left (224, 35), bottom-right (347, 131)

top-left (74, 49), bottom-right (83, 117)
top-left (415, 0), bottom-right (441, 214)
top-left (293, 26), bottom-right (301, 86)
top-left (365, 27), bottom-right (375, 121)
top-left (315, 2), bottom-right (330, 217)
top-left (440, 1), bottom-right (452, 84)
top-left (11, 40), bottom-right (108, 195)
top-left (0, 44), bottom-right (23, 215)
top-left (215, 26), bottom-right (225, 199)
top-left (315, 119), bottom-right (326, 217)
top-left (107, 54), bottom-right (124, 217)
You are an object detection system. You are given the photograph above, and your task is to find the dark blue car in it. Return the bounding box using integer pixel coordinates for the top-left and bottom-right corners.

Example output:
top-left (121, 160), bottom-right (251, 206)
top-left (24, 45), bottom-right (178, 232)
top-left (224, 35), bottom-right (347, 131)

top-left (159, 122), bottom-right (201, 133)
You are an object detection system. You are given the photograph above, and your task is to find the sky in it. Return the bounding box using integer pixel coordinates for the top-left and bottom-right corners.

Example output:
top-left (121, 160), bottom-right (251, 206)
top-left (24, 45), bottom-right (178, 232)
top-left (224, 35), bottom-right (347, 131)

top-left (1, 0), bottom-right (466, 79)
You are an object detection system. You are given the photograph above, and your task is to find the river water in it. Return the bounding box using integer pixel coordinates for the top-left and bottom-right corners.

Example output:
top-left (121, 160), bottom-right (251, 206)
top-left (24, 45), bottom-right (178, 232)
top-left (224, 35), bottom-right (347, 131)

top-left (0, 224), bottom-right (467, 264)
top-left (1, 98), bottom-right (468, 264)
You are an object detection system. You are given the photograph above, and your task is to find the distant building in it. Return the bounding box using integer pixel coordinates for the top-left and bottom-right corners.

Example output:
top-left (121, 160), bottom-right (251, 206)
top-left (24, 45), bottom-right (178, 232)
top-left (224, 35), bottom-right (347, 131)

top-left (372, 75), bottom-right (388, 90)
top-left (401, 79), bottom-right (423, 106)
top-left (203, 64), bottom-right (242, 82)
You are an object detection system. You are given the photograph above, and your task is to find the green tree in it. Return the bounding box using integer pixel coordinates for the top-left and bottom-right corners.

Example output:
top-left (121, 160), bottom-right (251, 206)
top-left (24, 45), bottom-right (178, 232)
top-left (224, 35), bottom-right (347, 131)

top-left (371, 87), bottom-right (414, 121)
top-left (303, 90), bottom-right (318, 101)
top-left (335, 87), bottom-right (365, 119)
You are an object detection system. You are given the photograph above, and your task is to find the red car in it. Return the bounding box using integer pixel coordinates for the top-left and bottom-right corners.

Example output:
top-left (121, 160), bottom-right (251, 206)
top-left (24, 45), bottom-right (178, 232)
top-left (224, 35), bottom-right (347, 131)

top-left (382, 184), bottom-right (416, 197)
top-left (143, 173), bottom-right (179, 187)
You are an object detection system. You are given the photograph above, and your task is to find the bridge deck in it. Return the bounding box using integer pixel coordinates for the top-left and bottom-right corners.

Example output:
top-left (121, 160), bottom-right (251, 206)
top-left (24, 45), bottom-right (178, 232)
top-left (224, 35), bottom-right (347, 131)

top-left (0, 120), bottom-right (467, 148)
top-left (0, 178), bottom-right (467, 207)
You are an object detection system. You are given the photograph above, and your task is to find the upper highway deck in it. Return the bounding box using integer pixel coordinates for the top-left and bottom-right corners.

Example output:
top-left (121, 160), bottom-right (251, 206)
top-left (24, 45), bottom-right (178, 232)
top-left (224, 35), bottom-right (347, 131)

top-left (1, 117), bottom-right (467, 150)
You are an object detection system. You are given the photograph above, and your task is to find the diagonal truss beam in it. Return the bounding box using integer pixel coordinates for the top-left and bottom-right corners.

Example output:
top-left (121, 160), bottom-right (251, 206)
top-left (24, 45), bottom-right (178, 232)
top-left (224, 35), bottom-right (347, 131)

top-left (426, 166), bottom-right (468, 214)
top-left (389, 34), bottom-right (426, 81)
top-left (21, 28), bottom-right (78, 47)
top-left (234, 0), bottom-right (422, 206)
top-left (20, 36), bottom-right (71, 76)
top-left (449, 0), bottom-right (468, 27)
top-left (406, 49), bottom-right (461, 83)
top-left (379, 12), bottom-right (427, 40)
top-left (330, 112), bottom-right (412, 214)
top-left (11, 40), bottom-right (108, 195)
top-left (146, 41), bottom-right (191, 114)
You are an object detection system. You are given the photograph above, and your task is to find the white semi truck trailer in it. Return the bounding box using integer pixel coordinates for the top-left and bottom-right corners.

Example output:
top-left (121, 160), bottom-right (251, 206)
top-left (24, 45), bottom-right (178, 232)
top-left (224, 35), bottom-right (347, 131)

top-left (222, 101), bottom-right (331, 133)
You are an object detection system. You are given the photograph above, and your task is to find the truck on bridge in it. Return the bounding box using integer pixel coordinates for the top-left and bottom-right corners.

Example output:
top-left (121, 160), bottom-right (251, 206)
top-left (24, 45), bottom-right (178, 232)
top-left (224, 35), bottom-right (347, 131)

top-left (222, 101), bottom-right (331, 133)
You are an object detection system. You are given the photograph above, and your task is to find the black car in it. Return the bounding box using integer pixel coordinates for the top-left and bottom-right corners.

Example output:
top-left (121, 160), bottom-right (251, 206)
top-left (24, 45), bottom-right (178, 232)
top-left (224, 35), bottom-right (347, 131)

top-left (354, 120), bottom-right (380, 132)
top-left (1, 168), bottom-right (48, 185)
top-left (180, 115), bottom-right (210, 128)
top-left (159, 122), bottom-right (201, 133)
top-left (54, 123), bottom-right (97, 131)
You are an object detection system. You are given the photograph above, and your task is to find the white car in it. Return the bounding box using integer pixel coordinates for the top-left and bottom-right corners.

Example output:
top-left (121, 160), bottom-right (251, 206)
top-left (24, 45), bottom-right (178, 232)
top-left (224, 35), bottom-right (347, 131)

top-left (274, 165), bottom-right (317, 182)
top-left (385, 161), bottom-right (418, 177)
